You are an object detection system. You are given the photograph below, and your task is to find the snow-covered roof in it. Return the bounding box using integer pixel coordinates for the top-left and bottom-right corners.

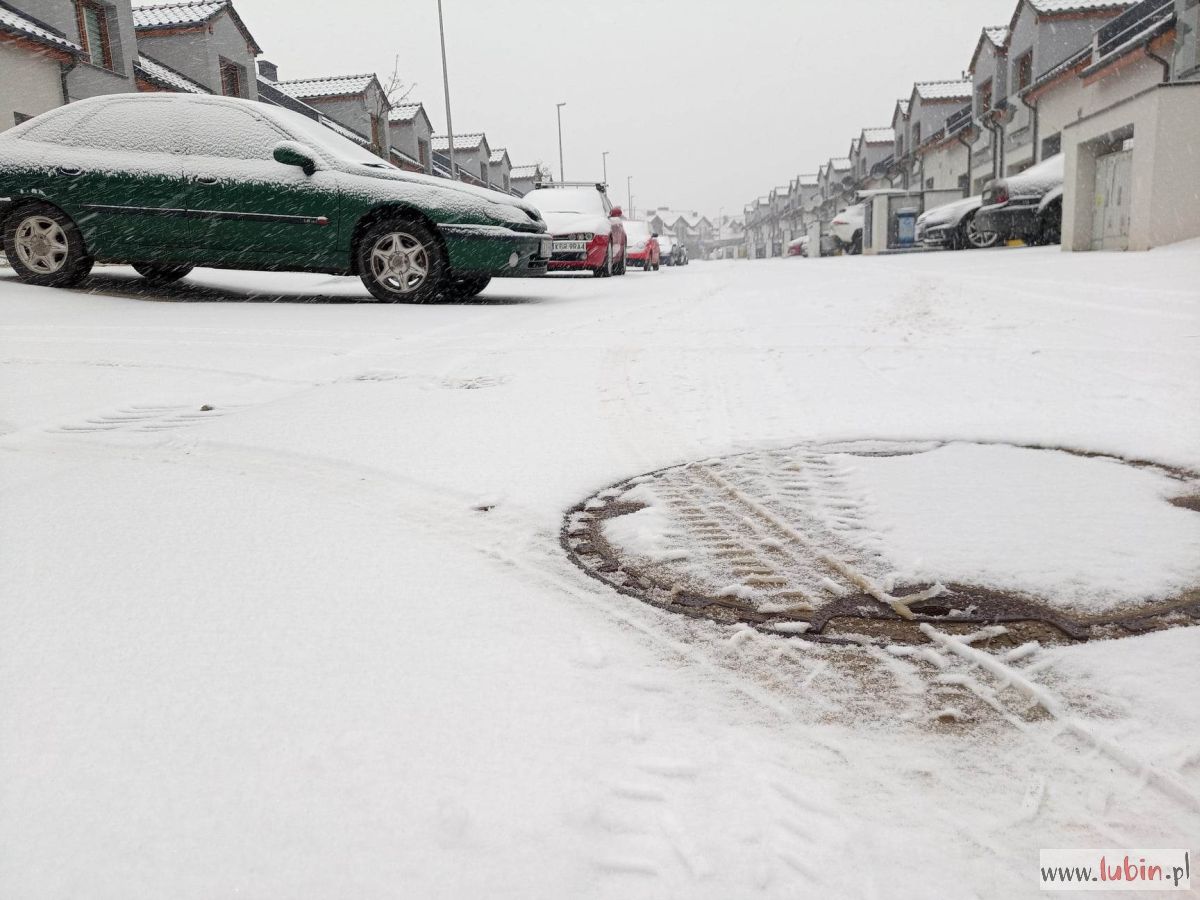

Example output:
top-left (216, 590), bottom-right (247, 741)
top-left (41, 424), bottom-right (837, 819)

top-left (276, 74), bottom-right (376, 100)
top-left (132, 1), bottom-right (261, 53)
top-left (388, 103), bottom-right (425, 124)
top-left (1026, 0), bottom-right (1130, 13)
top-left (828, 158), bottom-right (852, 171)
top-left (862, 127), bottom-right (894, 144)
top-left (984, 25), bottom-right (1010, 46)
top-left (489, 148), bottom-right (509, 165)
top-left (135, 53), bottom-right (211, 94)
top-left (432, 133), bottom-right (486, 151)
top-left (0, 4), bottom-right (82, 54)
top-left (914, 80), bottom-right (973, 101)
top-left (510, 164), bottom-right (543, 179)
top-left (798, 174), bottom-right (819, 187)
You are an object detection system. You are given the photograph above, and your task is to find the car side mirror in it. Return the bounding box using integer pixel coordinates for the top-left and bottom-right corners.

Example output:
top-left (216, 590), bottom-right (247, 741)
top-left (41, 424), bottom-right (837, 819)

top-left (273, 141), bottom-right (317, 176)
top-left (609, 206), bottom-right (623, 218)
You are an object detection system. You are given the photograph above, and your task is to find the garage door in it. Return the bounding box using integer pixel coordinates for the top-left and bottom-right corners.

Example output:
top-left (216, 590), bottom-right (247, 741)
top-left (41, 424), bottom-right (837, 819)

top-left (1091, 149), bottom-right (1133, 251)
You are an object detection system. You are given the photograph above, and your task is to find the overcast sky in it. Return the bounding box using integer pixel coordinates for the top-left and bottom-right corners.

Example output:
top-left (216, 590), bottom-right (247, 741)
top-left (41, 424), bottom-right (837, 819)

top-left (233, 0), bottom-right (1019, 220)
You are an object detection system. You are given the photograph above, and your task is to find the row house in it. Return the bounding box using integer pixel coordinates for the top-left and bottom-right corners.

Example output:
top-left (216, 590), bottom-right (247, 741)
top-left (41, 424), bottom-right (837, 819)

top-left (432, 132), bottom-right (492, 187)
top-left (1, 0), bottom-right (140, 126)
top-left (133, 0), bottom-right (259, 101)
top-left (885, 98), bottom-right (910, 185)
top-left (818, 157), bottom-right (853, 223)
top-left (510, 163), bottom-right (552, 196)
top-left (387, 101), bottom-right (433, 173)
top-left (275, 72), bottom-right (391, 158)
top-left (647, 208), bottom-right (713, 257)
top-left (967, 25), bottom-right (1011, 190)
top-left (743, 196), bottom-right (770, 259)
top-left (906, 80), bottom-right (973, 203)
top-left (488, 147), bottom-right (512, 193)
top-left (854, 127), bottom-right (894, 187)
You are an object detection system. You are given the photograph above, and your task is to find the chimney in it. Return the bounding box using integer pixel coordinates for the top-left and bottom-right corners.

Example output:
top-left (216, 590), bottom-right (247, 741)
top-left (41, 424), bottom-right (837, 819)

top-left (257, 60), bottom-right (278, 82)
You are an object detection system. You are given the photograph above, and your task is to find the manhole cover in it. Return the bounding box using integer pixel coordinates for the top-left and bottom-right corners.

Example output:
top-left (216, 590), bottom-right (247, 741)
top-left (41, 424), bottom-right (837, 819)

top-left (562, 441), bottom-right (1200, 644)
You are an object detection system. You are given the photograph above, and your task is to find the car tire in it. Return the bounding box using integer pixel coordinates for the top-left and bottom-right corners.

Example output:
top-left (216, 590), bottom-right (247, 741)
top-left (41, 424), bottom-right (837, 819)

top-left (1037, 200), bottom-right (1062, 246)
top-left (133, 263), bottom-right (194, 285)
top-left (594, 244), bottom-right (613, 278)
top-left (614, 250), bottom-right (626, 276)
top-left (653, 259), bottom-right (660, 271)
top-left (850, 231), bottom-right (863, 255)
top-left (2, 202), bottom-right (93, 288)
top-left (356, 215), bottom-right (447, 303)
top-left (444, 275), bottom-right (491, 300)
top-left (959, 212), bottom-right (998, 250)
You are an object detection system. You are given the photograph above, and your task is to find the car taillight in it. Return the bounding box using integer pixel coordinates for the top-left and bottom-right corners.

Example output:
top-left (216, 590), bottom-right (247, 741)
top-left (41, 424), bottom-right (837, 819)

top-left (992, 188), bottom-right (1009, 205)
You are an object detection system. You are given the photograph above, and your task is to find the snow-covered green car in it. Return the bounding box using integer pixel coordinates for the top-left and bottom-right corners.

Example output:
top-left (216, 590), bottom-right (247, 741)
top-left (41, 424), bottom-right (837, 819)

top-left (0, 94), bottom-right (550, 302)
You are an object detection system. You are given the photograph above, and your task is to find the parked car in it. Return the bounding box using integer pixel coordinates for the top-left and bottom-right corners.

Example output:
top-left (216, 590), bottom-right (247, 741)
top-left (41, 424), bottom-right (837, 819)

top-left (976, 153), bottom-right (1064, 246)
top-left (524, 182), bottom-right (627, 277)
top-left (673, 242), bottom-right (689, 266)
top-left (830, 202), bottom-right (866, 254)
top-left (0, 94), bottom-right (550, 303)
top-left (916, 196), bottom-right (998, 250)
top-left (657, 232), bottom-right (677, 266)
top-left (786, 236), bottom-right (809, 256)
top-left (624, 221), bottom-right (661, 270)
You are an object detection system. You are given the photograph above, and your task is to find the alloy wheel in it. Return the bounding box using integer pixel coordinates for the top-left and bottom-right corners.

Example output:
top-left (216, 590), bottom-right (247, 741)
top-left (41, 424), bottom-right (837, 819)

top-left (14, 216), bottom-right (69, 274)
top-left (966, 215), bottom-right (998, 249)
top-left (369, 231), bottom-right (430, 294)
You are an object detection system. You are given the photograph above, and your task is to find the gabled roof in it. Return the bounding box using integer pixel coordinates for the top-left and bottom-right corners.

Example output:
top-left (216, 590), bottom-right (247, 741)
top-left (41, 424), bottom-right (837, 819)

top-left (388, 102), bottom-right (425, 124)
top-left (828, 157), bottom-right (851, 171)
top-left (861, 126), bottom-right (894, 144)
top-left (913, 79), bottom-right (973, 102)
top-left (798, 174), bottom-right (819, 187)
top-left (432, 133), bottom-right (487, 151)
top-left (510, 164), bottom-right (545, 179)
top-left (969, 25), bottom-right (1011, 73)
top-left (489, 148), bottom-right (511, 165)
top-left (132, 1), bottom-right (261, 54)
top-left (136, 53), bottom-right (210, 93)
top-left (276, 74), bottom-right (378, 100)
top-left (0, 2), bottom-right (82, 55)
top-left (1026, 0), bottom-right (1130, 13)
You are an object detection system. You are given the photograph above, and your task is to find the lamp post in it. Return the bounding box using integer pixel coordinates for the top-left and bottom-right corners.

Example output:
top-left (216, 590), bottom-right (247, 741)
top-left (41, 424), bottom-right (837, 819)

top-left (602, 151), bottom-right (609, 185)
top-left (626, 175), bottom-right (633, 219)
top-left (556, 102), bottom-right (566, 182)
top-left (436, 0), bottom-right (455, 180)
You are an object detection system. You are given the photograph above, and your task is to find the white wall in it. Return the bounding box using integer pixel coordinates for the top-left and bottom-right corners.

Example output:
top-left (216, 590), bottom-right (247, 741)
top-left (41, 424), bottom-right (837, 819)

top-left (920, 140), bottom-right (969, 192)
top-left (137, 12), bottom-right (257, 100)
top-left (1063, 84), bottom-right (1200, 251)
top-left (0, 43), bottom-right (63, 129)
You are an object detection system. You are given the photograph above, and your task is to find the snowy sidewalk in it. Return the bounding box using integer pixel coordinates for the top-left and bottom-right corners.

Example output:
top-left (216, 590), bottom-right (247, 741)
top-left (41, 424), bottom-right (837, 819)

top-left (1, 246), bottom-right (1199, 898)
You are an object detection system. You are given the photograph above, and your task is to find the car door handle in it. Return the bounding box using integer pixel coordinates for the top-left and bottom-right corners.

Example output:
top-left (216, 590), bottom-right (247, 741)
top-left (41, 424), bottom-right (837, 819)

top-left (195, 176), bottom-right (219, 185)
top-left (54, 166), bottom-right (83, 177)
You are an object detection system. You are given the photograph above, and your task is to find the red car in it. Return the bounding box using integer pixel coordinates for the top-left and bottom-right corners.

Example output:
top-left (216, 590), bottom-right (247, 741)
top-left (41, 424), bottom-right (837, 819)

top-left (524, 182), bottom-right (627, 277)
top-left (623, 221), bottom-right (661, 270)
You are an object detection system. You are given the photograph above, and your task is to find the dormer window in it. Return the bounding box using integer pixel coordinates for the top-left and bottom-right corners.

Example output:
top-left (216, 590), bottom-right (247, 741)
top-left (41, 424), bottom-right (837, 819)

top-left (219, 58), bottom-right (244, 98)
top-left (76, 1), bottom-right (113, 70)
top-left (1017, 51), bottom-right (1033, 91)
top-left (978, 78), bottom-right (993, 115)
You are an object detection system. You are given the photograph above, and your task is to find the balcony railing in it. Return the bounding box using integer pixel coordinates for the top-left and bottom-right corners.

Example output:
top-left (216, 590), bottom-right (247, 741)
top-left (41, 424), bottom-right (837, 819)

top-left (946, 103), bottom-right (973, 137)
top-left (1094, 0), bottom-right (1174, 62)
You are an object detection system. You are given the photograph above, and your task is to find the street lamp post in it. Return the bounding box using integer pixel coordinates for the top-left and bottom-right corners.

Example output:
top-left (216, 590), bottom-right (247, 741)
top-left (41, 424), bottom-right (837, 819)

top-left (626, 175), bottom-right (633, 219)
top-left (436, 0), bottom-right (455, 180)
top-left (602, 151), bottom-right (609, 185)
top-left (556, 102), bottom-right (566, 182)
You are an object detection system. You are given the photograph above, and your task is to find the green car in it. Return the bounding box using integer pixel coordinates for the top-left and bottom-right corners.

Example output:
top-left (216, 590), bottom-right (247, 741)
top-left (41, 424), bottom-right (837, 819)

top-left (0, 94), bottom-right (550, 302)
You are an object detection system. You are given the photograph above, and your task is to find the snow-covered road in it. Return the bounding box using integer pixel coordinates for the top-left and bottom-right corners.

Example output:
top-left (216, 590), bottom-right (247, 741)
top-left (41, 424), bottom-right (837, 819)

top-left (2, 247), bottom-right (1199, 898)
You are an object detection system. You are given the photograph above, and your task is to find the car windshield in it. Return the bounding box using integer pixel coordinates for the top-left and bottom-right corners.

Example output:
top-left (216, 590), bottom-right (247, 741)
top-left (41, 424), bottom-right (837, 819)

top-left (524, 188), bottom-right (604, 215)
top-left (263, 105), bottom-right (399, 170)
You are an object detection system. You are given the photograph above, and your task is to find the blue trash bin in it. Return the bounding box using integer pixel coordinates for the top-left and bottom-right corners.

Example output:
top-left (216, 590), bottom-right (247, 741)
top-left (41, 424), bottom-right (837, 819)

top-left (896, 208), bottom-right (919, 248)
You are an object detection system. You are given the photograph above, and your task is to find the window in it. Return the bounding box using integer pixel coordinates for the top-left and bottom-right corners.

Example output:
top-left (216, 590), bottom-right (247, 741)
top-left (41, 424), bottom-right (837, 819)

top-left (76, 1), bottom-right (113, 70)
top-left (65, 100), bottom-right (181, 154)
top-left (925, 177), bottom-right (934, 189)
top-left (912, 122), bottom-right (922, 147)
top-left (418, 138), bottom-right (430, 171)
top-left (1042, 132), bottom-right (1062, 158)
top-left (183, 103), bottom-right (288, 159)
top-left (958, 174), bottom-right (970, 191)
top-left (1016, 51), bottom-right (1033, 91)
top-left (219, 58), bottom-right (244, 98)
top-left (977, 78), bottom-right (993, 115)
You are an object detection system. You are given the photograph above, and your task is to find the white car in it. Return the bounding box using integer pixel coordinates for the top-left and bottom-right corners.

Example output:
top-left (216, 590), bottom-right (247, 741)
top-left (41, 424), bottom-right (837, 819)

top-left (657, 233), bottom-right (678, 265)
top-left (916, 196), bottom-right (998, 250)
top-left (830, 203), bottom-right (866, 255)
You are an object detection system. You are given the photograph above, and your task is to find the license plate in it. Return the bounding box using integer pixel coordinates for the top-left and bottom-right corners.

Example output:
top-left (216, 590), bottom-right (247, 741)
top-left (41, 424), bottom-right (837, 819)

top-left (553, 240), bottom-right (587, 252)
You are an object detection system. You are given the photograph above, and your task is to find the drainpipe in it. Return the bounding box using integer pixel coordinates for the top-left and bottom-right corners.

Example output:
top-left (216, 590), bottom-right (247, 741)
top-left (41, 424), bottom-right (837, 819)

top-left (59, 58), bottom-right (78, 104)
top-left (955, 129), bottom-right (974, 197)
top-left (1144, 44), bottom-right (1172, 82)
top-left (1020, 91), bottom-right (1040, 165)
